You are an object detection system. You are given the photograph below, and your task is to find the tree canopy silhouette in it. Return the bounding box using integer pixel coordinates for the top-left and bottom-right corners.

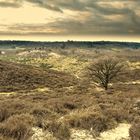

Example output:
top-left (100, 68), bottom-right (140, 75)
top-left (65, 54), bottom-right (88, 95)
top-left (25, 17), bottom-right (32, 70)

top-left (89, 58), bottom-right (124, 90)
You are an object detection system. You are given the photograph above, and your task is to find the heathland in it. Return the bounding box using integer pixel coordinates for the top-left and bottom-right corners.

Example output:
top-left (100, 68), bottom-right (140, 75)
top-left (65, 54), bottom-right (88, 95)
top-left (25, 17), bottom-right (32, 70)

top-left (0, 41), bottom-right (140, 140)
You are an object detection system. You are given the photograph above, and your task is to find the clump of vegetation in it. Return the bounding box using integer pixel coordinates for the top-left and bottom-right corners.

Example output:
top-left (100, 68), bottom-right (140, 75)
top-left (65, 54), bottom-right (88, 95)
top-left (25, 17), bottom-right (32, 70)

top-left (45, 121), bottom-right (71, 140)
top-left (63, 108), bottom-right (116, 133)
top-left (103, 107), bottom-right (129, 122)
top-left (0, 136), bottom-right (14, 140)
top-left (0, 108), bottom-right (10, 122)
top-left (0, 46), bottom-right (139, 140)
top-left (0, 60), bottom-right (77, 92)
top-left (0, 114), bottom-right (34, 140)
top-left (129, 119), bottom-right (140, 140)
top-left (40, 63), bottom-right (53, 69)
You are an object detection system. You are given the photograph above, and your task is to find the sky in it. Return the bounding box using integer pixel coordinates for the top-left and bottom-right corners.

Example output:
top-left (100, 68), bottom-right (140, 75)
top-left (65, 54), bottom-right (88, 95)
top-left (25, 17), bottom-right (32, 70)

top-left (0, 0), bottom-right (140, 42)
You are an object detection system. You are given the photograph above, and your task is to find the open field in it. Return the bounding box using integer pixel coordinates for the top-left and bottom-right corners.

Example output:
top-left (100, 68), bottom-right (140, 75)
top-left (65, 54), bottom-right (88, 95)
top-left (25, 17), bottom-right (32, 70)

top-left (0, 42), bottom-right (140, 140)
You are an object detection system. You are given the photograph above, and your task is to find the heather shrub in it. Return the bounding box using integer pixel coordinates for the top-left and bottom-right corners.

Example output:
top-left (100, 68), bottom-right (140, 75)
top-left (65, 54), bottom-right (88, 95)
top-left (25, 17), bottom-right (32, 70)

top-left (129, 119), bottom-right (140, 140)
top-left (0, 108), bottom-right (10, 122)
top-left (0, 114), bottom-right (35, 140)
top-left (63, 108), bottom-right (116, 133)
top-left (45, 121), bottom-right (70, 140)
top-left (103, 107), bottom-right (129, 122)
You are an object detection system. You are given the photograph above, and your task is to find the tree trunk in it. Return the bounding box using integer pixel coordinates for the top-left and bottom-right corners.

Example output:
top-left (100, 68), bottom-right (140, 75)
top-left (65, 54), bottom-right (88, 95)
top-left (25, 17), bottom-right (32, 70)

top-left (104, 83), bottom-right (108, 90)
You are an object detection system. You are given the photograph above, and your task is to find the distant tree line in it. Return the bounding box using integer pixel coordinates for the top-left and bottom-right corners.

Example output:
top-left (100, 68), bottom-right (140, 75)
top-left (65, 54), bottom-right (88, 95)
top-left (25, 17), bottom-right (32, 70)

top-left (0, 40), bottom-right (139, 49)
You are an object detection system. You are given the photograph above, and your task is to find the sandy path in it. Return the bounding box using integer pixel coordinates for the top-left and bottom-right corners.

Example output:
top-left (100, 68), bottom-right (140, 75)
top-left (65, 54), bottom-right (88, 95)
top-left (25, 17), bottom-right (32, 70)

top-left (98, 123), bottom-right (131, 140)
top-left (71, 123), bottom-right (131, 140)
top-left (31, 127), bottom-right (56, 140)
top-left (118, 80), bottom-right (140, 85)
top-left (30, 123), bottom-right (131, 140)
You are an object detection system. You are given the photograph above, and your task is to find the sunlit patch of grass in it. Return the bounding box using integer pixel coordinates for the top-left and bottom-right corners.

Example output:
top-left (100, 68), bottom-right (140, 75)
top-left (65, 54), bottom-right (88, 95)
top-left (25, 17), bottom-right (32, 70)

top-left (127, 61), bottom-right (140, 69)
top-left (16, 55), bottom-right (90, 77)
top-left (111, 48), bottom-right (121, 52)
top-left (45, 56), bottom-right (90, 77)
top-left (36, 87), bottom-right (50, 92)
top-left (1, 50), bottom-right (90, 77)
top-left (0, 92), bottom-right (16, 95)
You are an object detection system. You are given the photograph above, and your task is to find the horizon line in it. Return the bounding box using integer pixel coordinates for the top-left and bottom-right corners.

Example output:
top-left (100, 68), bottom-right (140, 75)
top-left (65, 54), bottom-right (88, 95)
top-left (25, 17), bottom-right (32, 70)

top-left (0, 39), bottom-right (140, 43)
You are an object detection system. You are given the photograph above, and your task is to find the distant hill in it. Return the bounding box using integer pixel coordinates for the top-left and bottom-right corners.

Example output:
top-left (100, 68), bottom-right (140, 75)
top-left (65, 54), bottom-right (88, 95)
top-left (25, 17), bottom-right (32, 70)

top-left (0, 40), bottom-right (139, 49)
top-left (0, 60), bottom-right (77, 92)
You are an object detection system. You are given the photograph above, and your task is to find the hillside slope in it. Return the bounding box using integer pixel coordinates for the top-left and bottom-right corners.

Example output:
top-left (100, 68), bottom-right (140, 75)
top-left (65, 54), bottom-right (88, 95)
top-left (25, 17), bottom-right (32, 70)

top-left (0, 60), bottom-right (77, 92)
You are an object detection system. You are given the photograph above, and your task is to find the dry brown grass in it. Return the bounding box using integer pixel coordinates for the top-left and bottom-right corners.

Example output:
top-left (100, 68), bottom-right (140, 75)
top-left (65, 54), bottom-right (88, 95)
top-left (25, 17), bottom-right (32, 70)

top-left (0, 108), bottom-right (10, 122)
top-left (0, 114), bottom-right (34, 140)
top-left (0, 47), bottom-right (139, 139)
top-left (0, 84), bottom-right (139, 139)
top-left (0, 60), bottom-right (77, 92)
top-left (45, 121), bottom-right (71, 140)
top-left (129, 119), bottom-right (140, 140)
top-left (63, 107), bottom-right (116, 133)
top-left (0, 85), bottom-right (139, 139)
top-left (0, 136), bottom-right (14, 140)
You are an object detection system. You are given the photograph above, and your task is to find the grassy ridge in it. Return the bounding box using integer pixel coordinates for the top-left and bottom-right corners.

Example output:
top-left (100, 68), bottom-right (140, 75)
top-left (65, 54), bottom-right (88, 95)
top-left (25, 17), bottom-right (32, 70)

top-left (0, 60), bottom-right (77, 92)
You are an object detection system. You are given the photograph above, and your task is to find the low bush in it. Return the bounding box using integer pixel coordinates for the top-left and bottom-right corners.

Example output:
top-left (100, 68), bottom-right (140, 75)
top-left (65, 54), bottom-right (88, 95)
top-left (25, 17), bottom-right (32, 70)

top-left (129, 119), bottom-right (140, 140)
top-left (0, 108), bottom-right (10, 122)
top-left (32, 107), bottom-right (52, 118)
top-left (63, 108), bottom-right (116, 133)
top-left (0, 114), bottom-right (35, 140)
top-left (45, 121), bottom-right (70, 140)
top-left (103, 107), bottom-right (129, 122)
top-left (0, 135), bottom-right (14, 140)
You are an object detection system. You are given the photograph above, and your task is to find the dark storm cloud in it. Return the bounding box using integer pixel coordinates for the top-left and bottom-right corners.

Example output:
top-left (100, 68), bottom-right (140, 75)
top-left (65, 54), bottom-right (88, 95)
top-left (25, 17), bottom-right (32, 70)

top-left (0, 0), bottom-right (140, 36)
top-left (26, 0), bottom-right (63, 12)
top-left (0, 1), bottom-right (21, 8)
top-left (0, 0), bottom-right (139, 13)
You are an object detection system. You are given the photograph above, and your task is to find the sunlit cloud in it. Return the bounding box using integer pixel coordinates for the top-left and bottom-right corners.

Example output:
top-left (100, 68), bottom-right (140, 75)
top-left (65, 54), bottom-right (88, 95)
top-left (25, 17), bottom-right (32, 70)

top-left (0, 0), bottom-right (139, 41)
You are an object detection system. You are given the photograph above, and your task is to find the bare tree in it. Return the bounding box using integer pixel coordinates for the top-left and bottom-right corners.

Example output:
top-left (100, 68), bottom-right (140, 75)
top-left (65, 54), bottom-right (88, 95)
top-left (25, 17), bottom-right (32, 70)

top-left (88, 58), bottom-right (124, 90)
